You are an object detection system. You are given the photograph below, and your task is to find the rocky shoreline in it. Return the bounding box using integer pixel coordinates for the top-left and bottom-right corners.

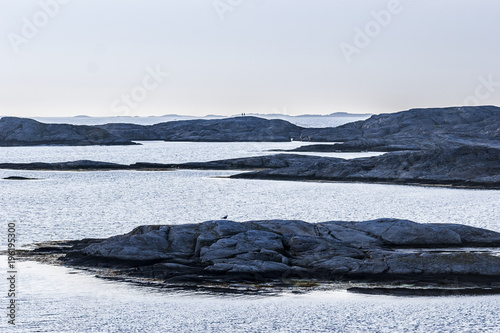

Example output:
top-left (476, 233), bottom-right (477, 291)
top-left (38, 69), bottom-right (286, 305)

top-left (3, 144), bottom-right (498, 189)
top-left (2, 106), bottom-right (499, 147)
top-left (0, 117), bottom-right (137, 146)
top-left (0, 116), bottom-right (304, 146)
top-left (297, 105), bottom-right (500, 150)
top-left (21, 219), bottom-right (500, 292)
top-left (228, 146), bottom-right (500, 189)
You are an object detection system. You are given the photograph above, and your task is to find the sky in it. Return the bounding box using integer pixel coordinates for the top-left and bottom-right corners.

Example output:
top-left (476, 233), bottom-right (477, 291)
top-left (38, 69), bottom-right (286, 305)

top-left (1, 0), bottom-right (500, 117)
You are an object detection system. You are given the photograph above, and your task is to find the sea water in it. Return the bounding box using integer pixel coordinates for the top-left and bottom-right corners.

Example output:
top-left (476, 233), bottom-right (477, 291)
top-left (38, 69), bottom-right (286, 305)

top-left (0, 141), bottom-right (499, 332)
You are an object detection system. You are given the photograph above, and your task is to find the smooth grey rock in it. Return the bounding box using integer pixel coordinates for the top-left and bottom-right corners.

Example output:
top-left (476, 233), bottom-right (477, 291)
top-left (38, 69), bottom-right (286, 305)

top-left (194, 220), bottom-right (249, 256)
top-left (249, 219), bottom-right (317, 236)
top-left (235, 249), bottom-right (288, 264)
top-left (341, 219), bottom-right (462, 246)
top-left (285, 235), bottom-right (364, 263)
top-left (166, 223), bottom-right (200, 255)
top-left (443, 224), bottom-right (500, 246)
top-left (316, 222), bottom-right (383, 248)
top-left (351, 260), bottom-right (389, 275)
top-left (83, 225), bottom-right (171, 261)
top-left (200, 230), bottom-right (283, 262)
top-left (384, 254), bottom-right (425, 275)
top-left (386, 252), bottom-right (500, 276)
top-left (312, 257), bottom-right (362, 274)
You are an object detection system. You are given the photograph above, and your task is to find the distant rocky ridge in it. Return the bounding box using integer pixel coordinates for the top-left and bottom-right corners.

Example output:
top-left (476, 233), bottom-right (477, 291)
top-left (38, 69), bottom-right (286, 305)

top-left (25, 219), bottom-right (500, 287)
top-left (295, 105), bottom-right (500, 152)
top-left (32, 112), bottom-right (370, 128)
top-left (0, 117), bottom-right (136, 146)
top-left (0, 116), bottom-right (303, 145)
top-left (96, 116), bottom-right (302, 142)
top-left (90, 106), bottom-right (500, 148)
top-left (1, 106), bottom-right (499, 146)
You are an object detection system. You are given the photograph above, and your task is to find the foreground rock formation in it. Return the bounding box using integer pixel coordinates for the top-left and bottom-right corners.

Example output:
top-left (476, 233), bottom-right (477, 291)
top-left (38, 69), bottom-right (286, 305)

top-left (0, 117), bottom-right (135, 146)
top-left (27, 219), bottom-right (500, 288)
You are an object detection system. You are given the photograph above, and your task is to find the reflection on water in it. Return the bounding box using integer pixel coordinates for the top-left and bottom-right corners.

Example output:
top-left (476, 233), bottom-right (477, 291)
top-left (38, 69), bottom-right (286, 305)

top-left (1, 259), bottom-right (499, 332)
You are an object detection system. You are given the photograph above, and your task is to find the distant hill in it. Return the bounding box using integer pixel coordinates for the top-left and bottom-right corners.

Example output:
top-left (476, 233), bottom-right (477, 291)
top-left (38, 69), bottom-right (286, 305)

top-left (0, 117), bottom-right (136, 146)
top-left (298, 105), bottom-right (500, 151)
top-left (97, 116), bottom-right (302, 142)
top-left (2, 106), bottom-right (498, 147)
top-left (31, 112), bottom-right (370, 128)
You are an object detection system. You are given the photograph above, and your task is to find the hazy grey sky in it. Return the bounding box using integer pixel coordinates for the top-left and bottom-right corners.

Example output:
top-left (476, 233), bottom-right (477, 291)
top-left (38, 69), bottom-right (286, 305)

top-left (1, 0), bottom-right (500, 117)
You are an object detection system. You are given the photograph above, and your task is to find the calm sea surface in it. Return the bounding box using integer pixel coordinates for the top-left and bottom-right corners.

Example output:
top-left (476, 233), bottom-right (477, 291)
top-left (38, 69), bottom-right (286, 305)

top-left (0, 141), bottom-right (382, 164)
top-left (1, 141), bottom-right (499, 332)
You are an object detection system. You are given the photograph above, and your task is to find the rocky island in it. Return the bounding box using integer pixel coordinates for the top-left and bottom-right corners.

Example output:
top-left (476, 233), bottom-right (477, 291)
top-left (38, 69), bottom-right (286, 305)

top-left (24, 219), bottom-right (500, 292)
top-left (1, 106), bottom-right (498, 148)
top-left (220, 146), bottom-right (500, 188)
top-left (0, 116), bottom-right (304, 145)
top-left (97, 116), bottom-right (302, 142)
top-left (294, 105), bottom-right (500, 152)
top-left (3, 144), bottom-right (498, 188)
top-left (0, 117), bottom-right (136, 146)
